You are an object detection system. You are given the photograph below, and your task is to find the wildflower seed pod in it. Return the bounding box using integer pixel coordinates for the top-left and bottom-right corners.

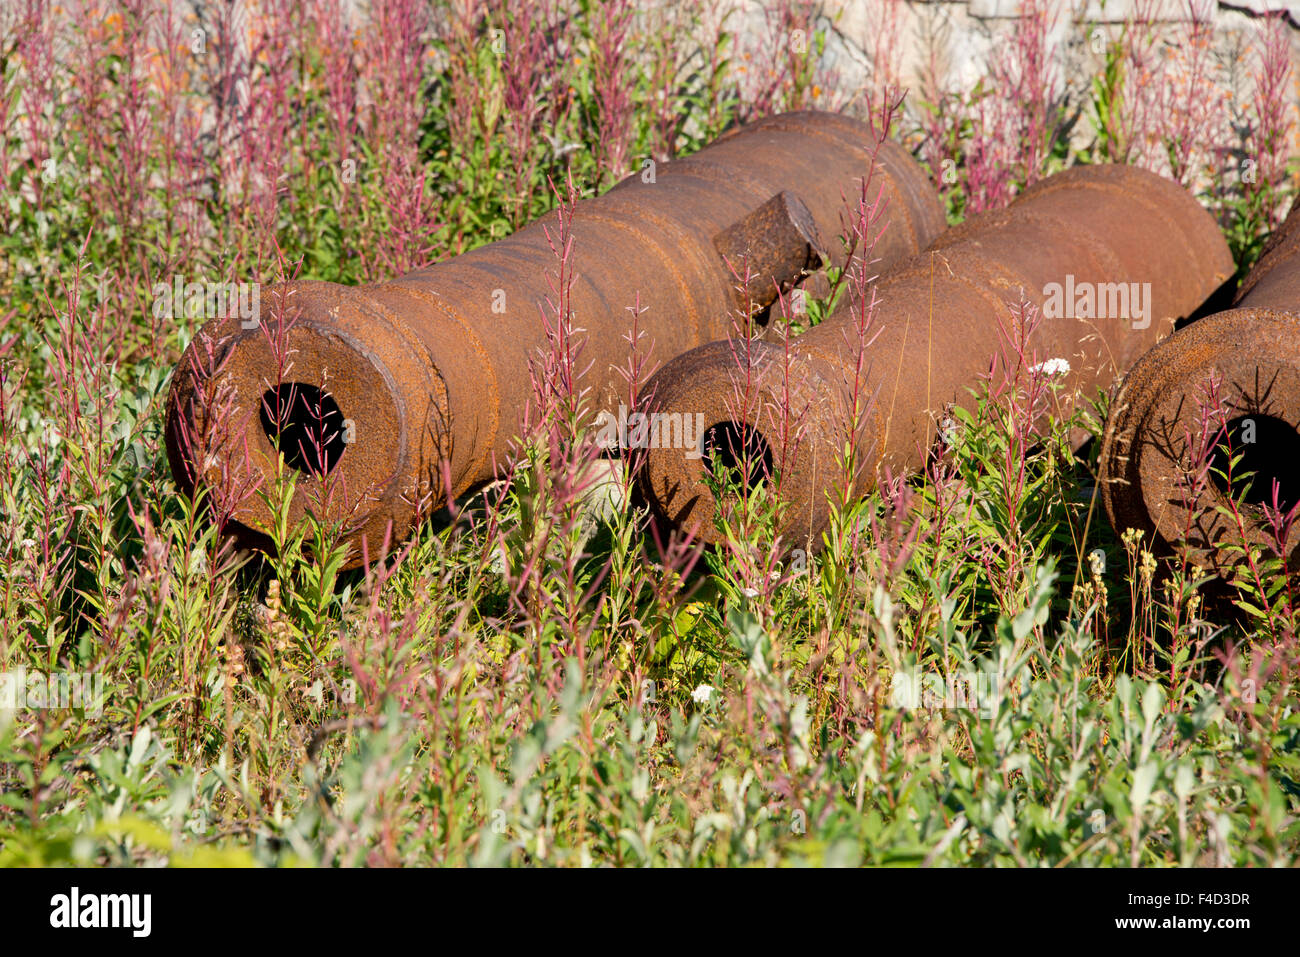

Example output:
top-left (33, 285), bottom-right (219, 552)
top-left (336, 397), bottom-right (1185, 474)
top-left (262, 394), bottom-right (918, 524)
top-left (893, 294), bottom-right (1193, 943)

top-left (165, 110), bottom-right (945, 565)
top-left (1099, 201), bottom-right (1300, 578)
top-left (639, 165), bottom-right (1234, 546)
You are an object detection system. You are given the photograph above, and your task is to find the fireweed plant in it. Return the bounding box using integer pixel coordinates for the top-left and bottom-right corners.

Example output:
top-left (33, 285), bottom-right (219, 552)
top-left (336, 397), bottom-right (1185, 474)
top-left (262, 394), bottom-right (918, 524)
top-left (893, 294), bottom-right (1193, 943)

top-left (0, 0), bottom-right (1296, 866)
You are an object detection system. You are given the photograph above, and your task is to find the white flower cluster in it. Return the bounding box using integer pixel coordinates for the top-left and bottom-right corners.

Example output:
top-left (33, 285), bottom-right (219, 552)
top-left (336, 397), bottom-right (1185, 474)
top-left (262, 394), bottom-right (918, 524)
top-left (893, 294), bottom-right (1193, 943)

top-left (1030, 357), bottom-right (1071, 377)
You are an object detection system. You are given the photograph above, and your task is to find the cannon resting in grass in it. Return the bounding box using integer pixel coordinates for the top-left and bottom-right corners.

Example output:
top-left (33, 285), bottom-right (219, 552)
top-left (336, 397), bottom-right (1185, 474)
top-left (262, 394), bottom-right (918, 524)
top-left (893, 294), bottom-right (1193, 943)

top-left (1100, 200), bottom-right (1300, 579)
top-left (637, 164), bottom-right (1234, 547)
top-left (165, 111), bottom-right (946, 566)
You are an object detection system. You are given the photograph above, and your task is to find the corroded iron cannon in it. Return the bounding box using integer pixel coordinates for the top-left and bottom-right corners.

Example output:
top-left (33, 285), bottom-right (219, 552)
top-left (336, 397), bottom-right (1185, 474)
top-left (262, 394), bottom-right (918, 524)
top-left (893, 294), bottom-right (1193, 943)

top-left (165, 111), bottom-right (945, 564)
top-left (1099, 202), bottom-right (1300, 577)
top-left (638, 165), bottom-right (1234, 546)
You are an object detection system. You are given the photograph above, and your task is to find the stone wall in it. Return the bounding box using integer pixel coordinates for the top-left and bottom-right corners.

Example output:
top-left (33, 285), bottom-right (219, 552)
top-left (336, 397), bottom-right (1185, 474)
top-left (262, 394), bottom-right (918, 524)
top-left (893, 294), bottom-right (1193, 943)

top-left (708, 0), bottom-right (1300, 188)
top-left (803, 1), bottom-right (1297, 111)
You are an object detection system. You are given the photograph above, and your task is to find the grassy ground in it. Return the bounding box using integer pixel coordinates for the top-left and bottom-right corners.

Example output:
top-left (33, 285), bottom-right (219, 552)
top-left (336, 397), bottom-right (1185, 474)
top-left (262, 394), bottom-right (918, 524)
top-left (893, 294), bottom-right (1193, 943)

top-left (0, 0), bottom-right (1296, 866)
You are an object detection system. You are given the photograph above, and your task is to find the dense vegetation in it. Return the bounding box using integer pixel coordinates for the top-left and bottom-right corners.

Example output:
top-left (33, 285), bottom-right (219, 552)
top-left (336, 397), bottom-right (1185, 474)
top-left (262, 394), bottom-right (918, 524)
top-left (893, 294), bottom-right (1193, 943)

top-left (0, 0), bottom-right (1295, 865)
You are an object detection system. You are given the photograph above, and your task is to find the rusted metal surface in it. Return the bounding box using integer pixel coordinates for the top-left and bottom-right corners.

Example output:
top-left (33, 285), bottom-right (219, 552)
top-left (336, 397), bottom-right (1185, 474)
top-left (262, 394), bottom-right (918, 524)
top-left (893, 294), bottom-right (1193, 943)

top-left (712, 190), bottom-right (826, 315)
top-left (1100, 202), bottom-right (1300, 577)
top-left (165, 110), bottom-right (945, 565)
top-left (639, 164), bottom-right (1234, 546)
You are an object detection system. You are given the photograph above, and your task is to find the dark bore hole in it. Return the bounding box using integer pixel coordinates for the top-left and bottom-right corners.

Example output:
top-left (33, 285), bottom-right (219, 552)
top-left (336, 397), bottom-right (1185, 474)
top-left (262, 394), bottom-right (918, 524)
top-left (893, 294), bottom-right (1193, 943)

top-left (259, 383), bottom-right (347, 477)
top-left (704, 421), bottom-right (773, 492)
top-left (1208, 414), bottom-right (1300, 513)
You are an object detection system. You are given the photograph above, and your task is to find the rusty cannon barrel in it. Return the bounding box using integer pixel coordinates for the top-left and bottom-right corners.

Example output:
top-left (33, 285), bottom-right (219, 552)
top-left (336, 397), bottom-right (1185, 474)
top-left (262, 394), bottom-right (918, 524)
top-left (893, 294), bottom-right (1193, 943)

top-left (1099, 201), bottom-right (1300, 578)
top-left (639, 164), bottom-right (1234, 547)
top-left (165, 110), bottom-right (945, 564)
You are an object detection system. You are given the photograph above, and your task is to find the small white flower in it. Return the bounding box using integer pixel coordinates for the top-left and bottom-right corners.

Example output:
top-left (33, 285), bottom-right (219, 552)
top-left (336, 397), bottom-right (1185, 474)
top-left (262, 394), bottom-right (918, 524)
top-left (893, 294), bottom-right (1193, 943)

top-left (741, 587), bottom-right (759, 599)
top-left (691, 684), bottom-right (714, 704)
top-left (1030, 357), bottom-right (1071, 377)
